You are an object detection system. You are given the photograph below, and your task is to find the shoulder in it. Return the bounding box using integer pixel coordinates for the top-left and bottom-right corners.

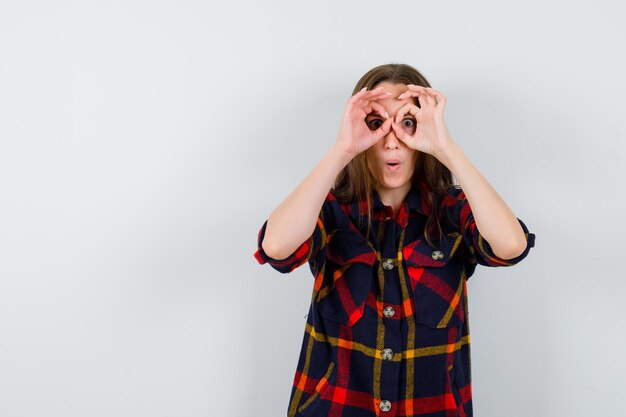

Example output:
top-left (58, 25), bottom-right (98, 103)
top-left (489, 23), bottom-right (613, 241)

top-left (320, 189), bottom-right (339, 218)
top-left (324, 188), bottom-right (354, 213)
top-left (326, 188), bottom-right (340, 202)
top-left (316, 188), bottom-right (354, 231)
top-left (438, 185), bottom-right (471, 230)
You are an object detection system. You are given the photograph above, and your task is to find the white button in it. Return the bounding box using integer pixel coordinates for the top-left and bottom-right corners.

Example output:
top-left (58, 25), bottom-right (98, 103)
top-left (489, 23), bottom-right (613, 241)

top-left (382, 259), bottom-right (394, 270)
top-left (383, 306), bottom-right (395, 318)
top-left (431, 250), bottom-right (444, 260)
top-left (379, 400), bottom-right (391, 411)
top-left (382, 348), bottom-right (393, 360)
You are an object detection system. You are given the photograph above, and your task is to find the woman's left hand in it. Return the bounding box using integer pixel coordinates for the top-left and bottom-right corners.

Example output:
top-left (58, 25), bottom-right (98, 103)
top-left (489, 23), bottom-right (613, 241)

top-left (392, 85), bottom-right (455, 158)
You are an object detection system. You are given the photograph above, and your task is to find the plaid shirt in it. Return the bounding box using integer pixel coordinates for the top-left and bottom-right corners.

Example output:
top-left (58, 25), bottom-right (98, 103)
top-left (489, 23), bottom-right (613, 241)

top-left (253, 181), bottom-right (536, 417)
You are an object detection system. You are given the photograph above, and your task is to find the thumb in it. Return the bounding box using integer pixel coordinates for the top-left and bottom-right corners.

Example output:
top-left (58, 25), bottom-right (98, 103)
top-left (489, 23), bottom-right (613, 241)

top-left (374, 118), bottom-right (393, 141)
top-left (392, 121), bottom-right (406, 141)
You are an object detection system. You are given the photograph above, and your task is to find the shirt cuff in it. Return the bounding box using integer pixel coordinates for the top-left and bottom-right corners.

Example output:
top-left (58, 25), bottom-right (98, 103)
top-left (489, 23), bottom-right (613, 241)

top-left (463, 214), bottom-right (536, 267)
top-left (253, 218), bottom-right (322, 274)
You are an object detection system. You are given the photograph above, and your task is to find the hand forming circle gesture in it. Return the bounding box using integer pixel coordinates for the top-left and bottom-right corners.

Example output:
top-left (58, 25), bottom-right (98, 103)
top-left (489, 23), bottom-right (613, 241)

top-left (392, 85), bottom-right (454, 157)
top-left (335, 87), bottom-right (394, 158)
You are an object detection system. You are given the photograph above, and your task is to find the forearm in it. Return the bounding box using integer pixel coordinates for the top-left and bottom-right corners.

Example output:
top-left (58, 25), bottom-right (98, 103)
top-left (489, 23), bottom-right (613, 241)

top-left (262, 144), bottom-right (353, 260)
top-left (435, 142), bottom-right (528, 259)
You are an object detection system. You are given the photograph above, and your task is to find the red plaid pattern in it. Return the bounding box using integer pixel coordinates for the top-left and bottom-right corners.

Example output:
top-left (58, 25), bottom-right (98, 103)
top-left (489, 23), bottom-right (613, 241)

top-left (254, 181), bottom-right (536, 417)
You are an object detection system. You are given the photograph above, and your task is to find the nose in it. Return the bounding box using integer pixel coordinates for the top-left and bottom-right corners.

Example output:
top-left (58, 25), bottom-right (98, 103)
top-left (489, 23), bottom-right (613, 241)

top-left (383, 128), bottom-right (400, 149)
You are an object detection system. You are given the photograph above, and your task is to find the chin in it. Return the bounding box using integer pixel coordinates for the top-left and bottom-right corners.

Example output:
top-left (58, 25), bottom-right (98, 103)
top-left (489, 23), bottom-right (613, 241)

top-left (380, 177), bottom-right (409, 188)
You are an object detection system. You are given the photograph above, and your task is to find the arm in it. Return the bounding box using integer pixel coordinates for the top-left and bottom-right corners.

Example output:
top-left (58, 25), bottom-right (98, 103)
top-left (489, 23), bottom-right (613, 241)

top-left (262, 144), bottom-right (351, 260)
top-left (436, 142), bottom-right (528, 260)
top-left (259, 86), bottom-right (394, 262)
top-left (394, 84), bottom-right (530, 261)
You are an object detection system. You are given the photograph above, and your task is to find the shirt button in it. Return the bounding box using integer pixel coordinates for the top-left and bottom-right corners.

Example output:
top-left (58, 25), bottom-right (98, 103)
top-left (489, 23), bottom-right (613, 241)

top-left (383, 306), bottom-right (395, 318)
top-left (379, 400), bottom-right (392, 412)
top-left (382, 259), bottom-right (394, 270)
top-left (382, 348), bottom-right (394, 360)
top-left (431, 250), bottom-right (444, 260)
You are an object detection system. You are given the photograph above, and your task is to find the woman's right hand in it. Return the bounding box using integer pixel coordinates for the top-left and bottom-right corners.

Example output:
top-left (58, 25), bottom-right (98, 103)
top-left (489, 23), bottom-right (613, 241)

top-left (334, 87), bottom-right (394, 158)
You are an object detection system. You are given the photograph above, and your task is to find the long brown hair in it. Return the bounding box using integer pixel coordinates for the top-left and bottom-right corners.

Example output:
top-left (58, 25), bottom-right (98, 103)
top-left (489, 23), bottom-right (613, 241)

top-left (333, 63), bottom-right (457, 248)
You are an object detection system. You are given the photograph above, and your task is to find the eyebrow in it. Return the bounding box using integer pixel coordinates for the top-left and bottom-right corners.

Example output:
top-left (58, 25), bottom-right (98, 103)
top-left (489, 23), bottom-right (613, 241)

top-left (366, 112), bottom-right (384, 118)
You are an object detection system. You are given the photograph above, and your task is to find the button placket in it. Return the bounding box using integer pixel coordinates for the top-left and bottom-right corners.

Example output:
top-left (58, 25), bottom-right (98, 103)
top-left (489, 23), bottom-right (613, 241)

top-left (377, 223), bottom-right (402, 414)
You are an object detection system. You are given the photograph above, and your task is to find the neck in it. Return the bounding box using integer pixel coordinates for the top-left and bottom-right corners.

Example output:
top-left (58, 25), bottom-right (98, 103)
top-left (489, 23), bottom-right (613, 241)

top-left (375, 183), bottom-right (411, 215)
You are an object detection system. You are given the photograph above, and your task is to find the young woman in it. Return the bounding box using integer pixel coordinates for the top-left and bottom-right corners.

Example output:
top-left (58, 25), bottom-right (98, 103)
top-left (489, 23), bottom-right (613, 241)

top-left (253, 63), bottom-right (536, 417)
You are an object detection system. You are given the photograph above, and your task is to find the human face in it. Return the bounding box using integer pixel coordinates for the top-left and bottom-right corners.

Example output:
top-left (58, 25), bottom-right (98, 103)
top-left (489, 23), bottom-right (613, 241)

top-left (364, 81), bottom-right (419, 193)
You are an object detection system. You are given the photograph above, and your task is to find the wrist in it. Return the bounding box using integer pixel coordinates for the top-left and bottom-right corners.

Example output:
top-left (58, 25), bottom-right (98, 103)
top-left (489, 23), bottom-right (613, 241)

top-left (330, 143), bottom-right (356, 166)
top-left (433, 140), bottom-right (462, 167)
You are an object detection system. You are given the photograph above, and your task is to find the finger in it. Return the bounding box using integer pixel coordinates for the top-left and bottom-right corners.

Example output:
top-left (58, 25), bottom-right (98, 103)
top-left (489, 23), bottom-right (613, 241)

top-left (348, 90), bottom-right (389, 118)
top-left (353, 87), bottom-right (369, 98)
top-left (402, 85), bottom-right (446, 106)
top-left (353, 93), bottom-right (391, 111)
top-left (395, 90), bottom-right (422, 108)
top-left (364, 86), bottom-right (392, 98)
top-left (420, 94), bottom-right (431, 108)
top-left (362, 100), bottom-right (383, 117)
top-left (360, 92), bottom-right (392, 115)
top-left (423, 87), bottom-right (444, 106)
top-left (375, 117), bottom-right (393, 137)
top-left (391, 119), bottom-right (408, 141)
top-left (369, 101), bottom-right (390, 119)
top-left (397, 90), bottom-right (429, 107)
top-left (423, 93), bottom-right (435, 106)
top-left (405, 88), bottom-right (433, 107)
top-left (397, 89), bottom-right (419, 100)
top-left (365, 88), bottom-right (393, 103)
top-left (399, 85), bottom-right (442, 101)
top-left (347, 88), bottom-right (370, 107)
top-left (350, 86), bottom-right (390, 103)
top-left (376, 119), bottom-right (393, 136)
top-left (394, 103), bottom-right (420, 123)
top-left (398, 85), bottom-right (429, 98)
top-left (408, 84), bottom-right (437, 94)
top-left (426, 89), bottom-right (446, 106)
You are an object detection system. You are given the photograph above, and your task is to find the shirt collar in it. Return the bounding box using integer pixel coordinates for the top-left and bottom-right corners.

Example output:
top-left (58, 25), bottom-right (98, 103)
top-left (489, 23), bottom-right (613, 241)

top-left (348, 180), bottom-right (430, 223)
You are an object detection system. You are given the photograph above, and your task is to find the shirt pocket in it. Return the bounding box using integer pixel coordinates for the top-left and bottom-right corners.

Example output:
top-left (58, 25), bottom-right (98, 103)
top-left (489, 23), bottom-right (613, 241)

top-left (402, 232), bottom-right (466, 329)
top-left (297, 361), bottom-right (335, 416)
top-left (315, 229), bottom-right (377, 327)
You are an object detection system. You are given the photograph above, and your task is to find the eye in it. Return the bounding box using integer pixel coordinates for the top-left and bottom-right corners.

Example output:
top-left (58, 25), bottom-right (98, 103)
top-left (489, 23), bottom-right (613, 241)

top-left (367, 119), bottom-right (383, 130)
top-left (402, 118), bottom-right (415, 128)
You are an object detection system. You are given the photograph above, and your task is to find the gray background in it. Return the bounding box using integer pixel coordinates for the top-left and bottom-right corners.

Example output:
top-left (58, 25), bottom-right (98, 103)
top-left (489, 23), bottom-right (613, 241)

top-left (0, 0), bottom-right (623, 416)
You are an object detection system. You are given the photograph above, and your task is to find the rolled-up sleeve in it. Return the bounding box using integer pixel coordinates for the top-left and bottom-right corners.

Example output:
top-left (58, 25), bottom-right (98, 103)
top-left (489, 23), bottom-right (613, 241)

top-left (458, 192), bottom-right (536, 267)
top-left (253, 214), bottom-right (326, 274)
